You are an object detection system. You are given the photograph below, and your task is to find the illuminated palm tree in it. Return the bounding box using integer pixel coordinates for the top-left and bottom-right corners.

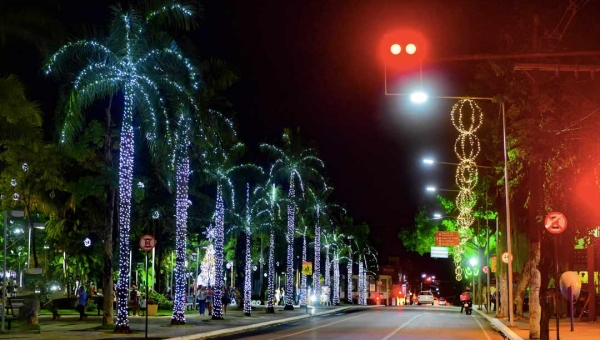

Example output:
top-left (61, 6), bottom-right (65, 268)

top-left (261, 128), bottom-right (325, 310)
top-left (45, 1), bottom-right (199, 332)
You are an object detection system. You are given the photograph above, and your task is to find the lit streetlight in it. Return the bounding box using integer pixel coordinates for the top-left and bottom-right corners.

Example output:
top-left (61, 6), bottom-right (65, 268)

top-left (426, 186), bottom-right (460, 193)
top-left (469, 258), bottom-right (478, 305)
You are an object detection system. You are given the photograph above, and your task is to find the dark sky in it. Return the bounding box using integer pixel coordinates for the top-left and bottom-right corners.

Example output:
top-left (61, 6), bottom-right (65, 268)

top-left (196, 0), bottom-right (508, 261)
top-left (4, 0), bottom-right (599, 275)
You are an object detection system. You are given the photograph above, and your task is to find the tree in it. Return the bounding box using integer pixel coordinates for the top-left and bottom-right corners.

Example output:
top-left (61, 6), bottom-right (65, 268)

top-left (261, 128), bottom-right (325, 310)
top-left (45, 0), bottom-right (199, 331)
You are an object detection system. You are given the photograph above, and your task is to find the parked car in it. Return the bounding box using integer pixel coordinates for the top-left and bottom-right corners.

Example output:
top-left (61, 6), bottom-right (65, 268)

top-left (438, 297), bottom-right (447, 306)
top-left (418, 291), bottom-right (434, 305)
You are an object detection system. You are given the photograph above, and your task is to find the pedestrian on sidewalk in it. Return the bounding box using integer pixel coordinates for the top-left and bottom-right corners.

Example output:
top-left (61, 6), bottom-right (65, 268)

top-left (76, 286), bottom-right (87, 320)
top-left (130, 285), bottom-right (139, 316)
top-left (206, 285), bottom-right (214, 316)
top-left (196, 285), bottom-right (207, 315)
top-left (222, 286), bottom-right (231, 314)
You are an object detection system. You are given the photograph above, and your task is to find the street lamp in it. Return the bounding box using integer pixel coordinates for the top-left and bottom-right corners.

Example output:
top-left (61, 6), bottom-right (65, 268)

top-left (426, 186), bottom-right (460, 193)
top-left (469, 258), bottom-right (478, 304)
top-left (412, 94), bottom-right (514, 326)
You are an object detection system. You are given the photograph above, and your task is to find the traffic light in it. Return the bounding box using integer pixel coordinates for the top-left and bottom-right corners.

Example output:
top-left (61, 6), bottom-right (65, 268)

top-left (379, 28), bottom-right (428, 70)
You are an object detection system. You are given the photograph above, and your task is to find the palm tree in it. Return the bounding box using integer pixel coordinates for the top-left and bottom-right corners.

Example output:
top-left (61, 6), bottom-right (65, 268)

top-left (261, 128), bottom-right (325, 310)
top-left (45, 1), bottom-right (199, 332)
top-left (304, 186), bottom-right (341, 299)
top-left (196, 139), bottom-right (259, 319)
top-left (229, 183), bottom-right (270, 316)
top-left (258, 183), bottom-right (284, 313)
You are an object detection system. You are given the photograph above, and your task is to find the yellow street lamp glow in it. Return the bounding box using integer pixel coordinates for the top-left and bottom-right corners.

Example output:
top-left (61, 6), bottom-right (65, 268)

top-left (410, 91), bottom-right (428, 103)
top-left (390, 44), bottom-right (401, 55)
top-left (406, 43), bottom-right (417, 54)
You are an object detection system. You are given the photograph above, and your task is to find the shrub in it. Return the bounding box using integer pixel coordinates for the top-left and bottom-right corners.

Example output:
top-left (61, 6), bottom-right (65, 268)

top-left (149, 290), bottom-right (172, 310)
top-left (86, 300), bottom-right (97, 312)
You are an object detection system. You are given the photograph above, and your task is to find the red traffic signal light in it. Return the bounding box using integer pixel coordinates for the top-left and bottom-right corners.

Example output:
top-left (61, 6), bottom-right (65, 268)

top-left (379, 28), bottom-right (428, 70)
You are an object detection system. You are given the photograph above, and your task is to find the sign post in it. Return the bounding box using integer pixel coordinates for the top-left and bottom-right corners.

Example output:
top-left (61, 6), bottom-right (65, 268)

top-left (544, 211), bottom-right (567, 340)
top-left (139, 235), bottom-right (156, 339)
top-left (301, 262), bottom-right (312, 314)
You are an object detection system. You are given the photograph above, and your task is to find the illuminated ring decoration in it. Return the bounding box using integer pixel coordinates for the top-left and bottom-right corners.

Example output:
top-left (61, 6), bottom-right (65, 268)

top-left (451, 99), bottom-right (483, 281)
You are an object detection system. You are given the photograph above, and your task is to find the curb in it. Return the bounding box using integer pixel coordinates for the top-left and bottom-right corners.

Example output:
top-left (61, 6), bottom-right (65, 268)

top-left (165, 306), bottom-right (352, 340)
top-left (474, 309), bottom-right (523, 340)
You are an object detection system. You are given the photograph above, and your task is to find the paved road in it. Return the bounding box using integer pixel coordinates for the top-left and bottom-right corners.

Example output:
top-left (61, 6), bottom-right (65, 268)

top-left (213, 306), bottom-right (506, 340)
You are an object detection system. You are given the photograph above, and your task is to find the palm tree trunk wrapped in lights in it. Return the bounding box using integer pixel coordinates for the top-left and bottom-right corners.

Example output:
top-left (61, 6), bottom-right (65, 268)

top-left (347, 257), bottom-right (353, 304)
top-left (212, 185), bottom-right (225, 319)
top-left (266, 224), bottom-right (276, 313)
top-left (324, 247), bottom-right (331, 288)
top-left (244, 230), bottom-right (252, 316)
top-left (358, 260), bottom-right (364, 305)
top-left (300, 229), bottom-right (307, 307)
top-left (284, 175), bottom-right (295, 310)
top-left (171, 147), bottom-right (190, 324)
top-left (332, 251), bottom-right (340, 305)
top-left (313, 207), bottom-right (321, 298)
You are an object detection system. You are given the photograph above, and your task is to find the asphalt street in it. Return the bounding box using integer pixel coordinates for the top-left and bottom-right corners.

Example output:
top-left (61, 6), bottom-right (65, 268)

top-left (213, 306), bottom-right (506, 340)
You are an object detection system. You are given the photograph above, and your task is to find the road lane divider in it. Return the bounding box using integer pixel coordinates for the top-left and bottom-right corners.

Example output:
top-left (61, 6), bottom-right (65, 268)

top-left (269, 311), bottom-right (365, 339)
top-left (473, 314), bottom-right (493, 340)
top-left (379, 313), bottom-right (422, 340)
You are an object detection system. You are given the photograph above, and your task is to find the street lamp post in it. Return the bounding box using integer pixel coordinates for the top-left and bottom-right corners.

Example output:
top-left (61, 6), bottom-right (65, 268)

top-left (410, 94), bottom-right (514, 326)
top-left (469, 258), bottom-right (477, 304)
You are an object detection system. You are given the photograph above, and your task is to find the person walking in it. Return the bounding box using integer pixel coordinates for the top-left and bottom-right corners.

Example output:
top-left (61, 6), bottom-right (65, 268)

top-left (130, 285), bottom-right (139, 316)
top-left (196, 285), bottom-right (207, 315)
top-left (76, 286), bottom-right (87, 320)
top-left (206, 286), bottom-right (214, 316)
top-left (222, 286), bottom-right (231, 314)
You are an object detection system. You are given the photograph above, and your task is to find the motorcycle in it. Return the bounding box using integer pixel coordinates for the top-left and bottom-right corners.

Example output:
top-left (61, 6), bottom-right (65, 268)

top-left (464, 301), bottom-right (472, 315)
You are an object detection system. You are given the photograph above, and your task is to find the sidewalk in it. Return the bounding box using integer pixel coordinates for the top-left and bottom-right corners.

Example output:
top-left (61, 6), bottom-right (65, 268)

top-left (0, 304), bottom-right (363, 340)
top-left (475, 309), bottom-right (600, 340)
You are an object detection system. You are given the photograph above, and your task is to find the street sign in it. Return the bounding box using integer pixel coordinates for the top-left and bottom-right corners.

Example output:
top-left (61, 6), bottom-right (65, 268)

top-left (491, 256), bottom-right (497, 273)
top-left (435, 231), bottom-right (460, 246)
top-left (139, 234), bottom-right (156, 252)
top-left (482, 265), bottom-right (489, 274)
top-left (544, 211), bottom-right (567, 234)
top-left (301, 261), bottom-right (312, 275)
top-left (501, 252), bottom-right (513, 264)
top-left (431, 246), bottom-right (449, 258)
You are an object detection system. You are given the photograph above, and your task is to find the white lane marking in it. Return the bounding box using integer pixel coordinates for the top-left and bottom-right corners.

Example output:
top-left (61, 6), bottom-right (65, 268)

top-left (473, 314), bottom-right (493, 340)
top-left (268, 312), bottom-right (364, 339)
top-left (379, 313), bottom-right (422, 340)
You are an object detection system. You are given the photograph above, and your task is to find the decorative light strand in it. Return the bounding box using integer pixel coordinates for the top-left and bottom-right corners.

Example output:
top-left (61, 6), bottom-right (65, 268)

top-left (324, 245), bottom-right (331, 289)
top-left (244, 184), bottom-right (252, 316)
top-left (284, 174), bottom-right (295, 310)
top-left (300, 228), bottom-right (307, 307)
top-left (347, 242), bottom-right (353, 304)
top-left (171, 121), bottom-right (190, 324)
top-left (332, 250), bottom-right (340, 305)
top-left (266, 184), bottom-right (276, 313)
top-left (450, 99), bottom-right (483, 281)
top-left (361, 259), bottom-right (367, 305)
top-left (313, 206), bottom-right (321, 299)
top-left (212, 185), bottom-right (225, 319)
top-left (358, 259), bottom-right (364, 305)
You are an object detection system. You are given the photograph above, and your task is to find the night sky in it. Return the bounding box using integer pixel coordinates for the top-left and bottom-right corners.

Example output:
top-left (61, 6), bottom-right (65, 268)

top-left (3, 0), bottom-right (600, 278)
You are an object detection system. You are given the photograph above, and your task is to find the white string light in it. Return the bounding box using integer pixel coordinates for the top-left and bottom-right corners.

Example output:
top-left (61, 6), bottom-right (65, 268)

top-left (450, 99), bottom-right (483, 281)
top-left (284, 174), bottom-right (295, 310)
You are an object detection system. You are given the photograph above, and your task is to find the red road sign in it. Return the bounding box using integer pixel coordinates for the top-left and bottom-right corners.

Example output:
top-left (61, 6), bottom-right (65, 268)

top-left (501, 252), bottom-right (513, 264)
top-left (139, 234), bottom-right (156, 252)
top-left (482, 265), bottom-right (489, 274)
top-left (544, 211), bottom-right (567, 234)
top-left (435, 231), bottom-right (460, 246)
